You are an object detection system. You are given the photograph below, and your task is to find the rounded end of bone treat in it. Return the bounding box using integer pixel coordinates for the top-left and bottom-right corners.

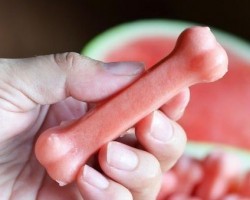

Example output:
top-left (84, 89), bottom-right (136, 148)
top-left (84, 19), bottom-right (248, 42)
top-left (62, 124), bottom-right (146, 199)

top-left (173, 26), bottom-right (228, 82)
top-left (45, 155), bottom-right (83, 185)
top-left (191, 46), bottom-right (228, 82)
top-left (175, 26), bottom-right (217, 53)
top-left (35, 128), bottom-right (82, 184)
top-left (35, 129), bottom-right (72, 164)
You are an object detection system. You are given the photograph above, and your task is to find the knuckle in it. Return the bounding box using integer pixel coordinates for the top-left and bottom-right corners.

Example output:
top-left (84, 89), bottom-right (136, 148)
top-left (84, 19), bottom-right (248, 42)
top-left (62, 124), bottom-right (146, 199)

top-left (53, 52), bottom-right (102, 74)
top-left (53, 52), bottom-right (82, 70)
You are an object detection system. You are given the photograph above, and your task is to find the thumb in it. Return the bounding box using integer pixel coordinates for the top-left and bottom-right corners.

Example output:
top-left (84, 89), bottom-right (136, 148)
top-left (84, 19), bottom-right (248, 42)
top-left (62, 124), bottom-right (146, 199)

top-left (0, 52), bottom-right (144, 112)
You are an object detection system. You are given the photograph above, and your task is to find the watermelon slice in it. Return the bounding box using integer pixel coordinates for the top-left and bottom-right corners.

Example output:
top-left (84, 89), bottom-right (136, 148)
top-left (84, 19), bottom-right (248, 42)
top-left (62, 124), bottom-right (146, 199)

top-left (82, 19), bottom-right (250, 169)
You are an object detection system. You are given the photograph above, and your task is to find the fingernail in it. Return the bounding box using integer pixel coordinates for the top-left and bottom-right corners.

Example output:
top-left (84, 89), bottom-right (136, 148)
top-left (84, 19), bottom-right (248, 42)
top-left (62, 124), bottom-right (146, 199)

top-left (82, 165), bottom-right (109, 189)
top-left (107, 142), bottom-right (138, 171)
top-left (103, 62), bottom-right (144, 76)
top-left (150, 111), bottom-right (173, 143)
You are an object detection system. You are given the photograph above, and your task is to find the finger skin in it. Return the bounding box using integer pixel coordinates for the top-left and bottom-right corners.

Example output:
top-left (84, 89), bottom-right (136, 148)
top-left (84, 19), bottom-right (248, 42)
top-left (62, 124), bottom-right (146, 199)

top-left (161, 88), bottom-right (190, 121)
top-left (98, 142), bottom-right (162, 200)
top-left (135, 110), bottom-right (187, 171)
top-left (0, 53), bottom-right (144, 112)
top-left (77, 165), bottom-right (132, 200)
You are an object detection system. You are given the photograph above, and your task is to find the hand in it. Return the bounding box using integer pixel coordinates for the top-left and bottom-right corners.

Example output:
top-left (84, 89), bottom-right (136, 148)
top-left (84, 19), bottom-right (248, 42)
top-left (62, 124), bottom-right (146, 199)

top-left (0, 53), bottom-right (188, 200)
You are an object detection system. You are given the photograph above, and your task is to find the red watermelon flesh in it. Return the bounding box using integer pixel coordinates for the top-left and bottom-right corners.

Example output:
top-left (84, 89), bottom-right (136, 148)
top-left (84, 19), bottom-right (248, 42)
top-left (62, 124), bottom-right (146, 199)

top-left (105, 37), bottom-right (177, 69)
top-left (105, 36), bottom-right (250, 150)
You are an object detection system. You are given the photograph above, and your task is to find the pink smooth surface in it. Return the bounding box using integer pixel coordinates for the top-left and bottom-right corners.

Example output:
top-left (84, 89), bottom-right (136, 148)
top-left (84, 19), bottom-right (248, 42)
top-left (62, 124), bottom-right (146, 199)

top-left (35, 27), bottom-right (228, 184)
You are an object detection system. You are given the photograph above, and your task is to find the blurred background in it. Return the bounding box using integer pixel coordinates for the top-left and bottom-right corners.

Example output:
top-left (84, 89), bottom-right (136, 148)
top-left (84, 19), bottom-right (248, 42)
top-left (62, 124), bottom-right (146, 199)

top-left (0, 0), bottom-right (249, 58)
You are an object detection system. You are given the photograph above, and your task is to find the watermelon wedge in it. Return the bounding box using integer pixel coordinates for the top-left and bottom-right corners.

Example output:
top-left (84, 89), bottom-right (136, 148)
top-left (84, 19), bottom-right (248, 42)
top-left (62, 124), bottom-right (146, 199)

top-left (82, 19), bottom-right (250, 169)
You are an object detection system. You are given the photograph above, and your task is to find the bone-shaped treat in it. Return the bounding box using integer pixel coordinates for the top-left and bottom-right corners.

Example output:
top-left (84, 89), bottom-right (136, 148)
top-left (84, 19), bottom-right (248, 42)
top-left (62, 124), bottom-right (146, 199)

top-left (35, 27), bottom-right (228, 185)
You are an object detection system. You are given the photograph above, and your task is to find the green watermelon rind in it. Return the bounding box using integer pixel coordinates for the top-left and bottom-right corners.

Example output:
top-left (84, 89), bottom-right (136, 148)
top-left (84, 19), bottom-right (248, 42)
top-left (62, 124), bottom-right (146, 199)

top-left (82, 19), bottom-right (250, 62)
top-left (81, 19), bottom-right (250, 169)
top-left (186, 141), bottom-right (250, 171)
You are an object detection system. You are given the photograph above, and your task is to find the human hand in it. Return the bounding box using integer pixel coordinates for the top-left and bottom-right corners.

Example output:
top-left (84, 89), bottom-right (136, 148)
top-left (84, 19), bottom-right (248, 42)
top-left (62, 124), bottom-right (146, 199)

top-left (0, 53), bottom-right (188, 200)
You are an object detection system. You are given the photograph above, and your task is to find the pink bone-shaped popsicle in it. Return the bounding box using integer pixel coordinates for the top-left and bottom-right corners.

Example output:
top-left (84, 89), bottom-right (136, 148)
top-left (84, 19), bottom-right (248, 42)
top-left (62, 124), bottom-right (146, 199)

top-left (35, 27), bottom-right (228, 185)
